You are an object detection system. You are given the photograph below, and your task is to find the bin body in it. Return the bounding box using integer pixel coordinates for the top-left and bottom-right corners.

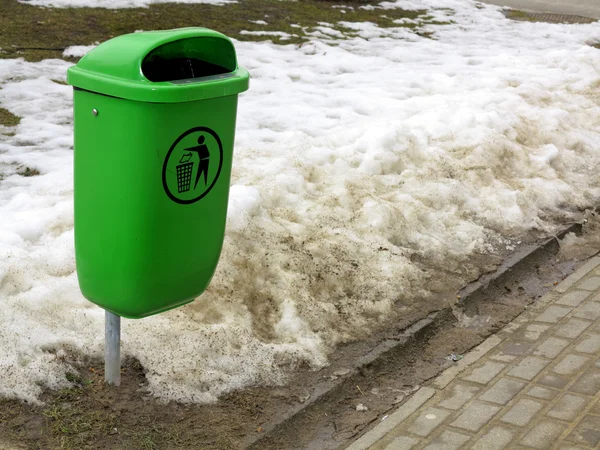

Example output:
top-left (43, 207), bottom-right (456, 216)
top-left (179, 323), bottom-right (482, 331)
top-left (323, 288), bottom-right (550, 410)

top-left (68, 28), bottom-right (249, 318)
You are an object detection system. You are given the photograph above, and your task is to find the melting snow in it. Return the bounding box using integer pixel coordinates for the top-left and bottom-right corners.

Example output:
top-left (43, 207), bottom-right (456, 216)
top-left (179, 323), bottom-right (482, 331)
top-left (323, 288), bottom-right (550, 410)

top-left (1, 0), bottom-right (600, 403)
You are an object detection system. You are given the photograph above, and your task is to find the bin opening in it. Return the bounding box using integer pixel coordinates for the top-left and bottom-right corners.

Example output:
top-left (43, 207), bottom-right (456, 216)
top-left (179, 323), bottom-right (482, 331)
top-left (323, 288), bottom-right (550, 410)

top-left (142, 36), bottom-right (236, 83)
top-left (143, 57), bottom-right (230, 82)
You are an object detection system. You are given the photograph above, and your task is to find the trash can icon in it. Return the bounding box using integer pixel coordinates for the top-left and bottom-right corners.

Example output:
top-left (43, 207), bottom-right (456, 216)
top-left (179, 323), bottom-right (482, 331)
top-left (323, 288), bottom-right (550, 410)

top-left (67, 28), bottom-right (249, 318)
top-left (176, 153), bottom-right (194, 193)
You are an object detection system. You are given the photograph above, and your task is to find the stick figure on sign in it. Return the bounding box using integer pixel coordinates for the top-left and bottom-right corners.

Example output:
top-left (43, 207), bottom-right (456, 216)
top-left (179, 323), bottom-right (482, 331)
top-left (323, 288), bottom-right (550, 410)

top-left (185, 135), bottom-right (210, 190)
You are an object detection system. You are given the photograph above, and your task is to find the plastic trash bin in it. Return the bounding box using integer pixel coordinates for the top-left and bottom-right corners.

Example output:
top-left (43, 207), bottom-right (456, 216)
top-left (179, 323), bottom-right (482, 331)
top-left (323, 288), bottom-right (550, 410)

top-left (67, 28), bottom-right (249, 318)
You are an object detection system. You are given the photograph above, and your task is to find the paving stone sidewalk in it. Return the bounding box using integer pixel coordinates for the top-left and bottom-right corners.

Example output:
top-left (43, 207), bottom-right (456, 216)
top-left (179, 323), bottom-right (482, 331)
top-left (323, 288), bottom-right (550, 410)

top-left (348, 256), bottom-right (600, 450)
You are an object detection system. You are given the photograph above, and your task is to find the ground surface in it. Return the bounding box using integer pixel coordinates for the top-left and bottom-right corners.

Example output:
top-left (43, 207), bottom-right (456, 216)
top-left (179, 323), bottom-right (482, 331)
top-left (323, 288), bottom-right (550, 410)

top-left (349, 254), bottom-right (600, 450)
top-left (0, 228), bottom-right (588, 449)
top-left (1, 0), bottom-right (600, 449)
top-left (0, 0), bottom-right (429, 63)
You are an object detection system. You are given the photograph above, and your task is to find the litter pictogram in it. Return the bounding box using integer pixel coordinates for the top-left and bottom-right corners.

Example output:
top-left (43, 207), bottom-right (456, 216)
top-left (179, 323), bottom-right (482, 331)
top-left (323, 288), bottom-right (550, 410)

top-left (176, 153), bottom-right (194, 193)
top-left (162, 127), bottom-right (224, 205)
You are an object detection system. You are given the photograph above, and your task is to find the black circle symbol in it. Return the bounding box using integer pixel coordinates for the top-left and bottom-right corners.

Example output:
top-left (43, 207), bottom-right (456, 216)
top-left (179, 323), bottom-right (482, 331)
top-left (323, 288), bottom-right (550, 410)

top-left (162, 127), bottom-right (224, 205)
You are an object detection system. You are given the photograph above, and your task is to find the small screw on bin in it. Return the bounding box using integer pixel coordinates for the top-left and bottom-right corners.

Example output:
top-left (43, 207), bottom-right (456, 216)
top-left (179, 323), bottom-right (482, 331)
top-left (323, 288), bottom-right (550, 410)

top-left (92, 109), bottom-right (98, 116)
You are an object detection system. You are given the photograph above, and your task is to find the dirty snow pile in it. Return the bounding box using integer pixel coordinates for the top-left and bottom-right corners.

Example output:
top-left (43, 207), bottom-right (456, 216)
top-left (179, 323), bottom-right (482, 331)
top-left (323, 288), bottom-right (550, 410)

top-left (1, 0), bottom-right (600, 404)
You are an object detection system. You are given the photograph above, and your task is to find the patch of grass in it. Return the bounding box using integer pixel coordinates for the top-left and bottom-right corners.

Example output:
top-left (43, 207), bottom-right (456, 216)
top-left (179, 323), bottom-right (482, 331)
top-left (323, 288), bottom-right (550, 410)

top-left (0, 0), bottom-right (435, 62)
top-left (0, 359), bottom-right (197, 450)
top-left (0, 107), bottom-right (20, 127)
top-left (38, 372), bottom-right (116, 450)
top-left (415, 31), bottom-right (435, 39)
top-left (126, 427), bottom-right (189, 450)
top-left (43, 403), bottom-right (117, 449)
top-left (18, 167), bottom-right (41, 177)
top-left (39, 373), bottom-right (109, 449)
top-left (504, 9), bottom-right (533, 21)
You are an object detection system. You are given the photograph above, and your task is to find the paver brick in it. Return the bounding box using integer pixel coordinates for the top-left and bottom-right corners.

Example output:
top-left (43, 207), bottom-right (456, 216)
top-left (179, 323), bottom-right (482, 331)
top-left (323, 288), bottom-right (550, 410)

top-left (518, 323), bottom-right (550, 341)
top-left (556, 258), bottom-right (600, 293)
top-left (433, 336), bottom-right (503, 389)
top-left (462, 361), bottom-right (506, 385)
top-left (495, 340), bottom-right (532, 357)
top-left (471, 426), bottom-right (515, 450)
top-left (489, 351), bottom-right (516, 363)
top-left (526, 385), bottom-right (557, 400)
top-left (491, 339), bottom-right (533, 362)
top-left (422, 430), bottom-right (470, 450)
top-left (547, 393), bottom-right (589, 421)
top-left (500, 398), bottom-right (543, 426)
top-left (538, 374), bottom-right (569, 389)
top-left (573, 302), bottom-right (600, 320)
top-left (407, 408), bottom-right (450, 437)
top-left (568, 368), bottom-right (600, 396)
top-left (574, 334), bottom-right (600, 354)
top-left (552, 354), bottom-right (590, 375)
top-left (535, 306), bottom-right (572, 323)
top-left (566, 415), bottom-right (600, 447)
top-left (520, 421), bottom-right (568, 449)
top-left (479, 378), bottom-right (526, 405)
top-left (534, 336), bottom-right (570, 359)
top-left (383, 436), bottom-right (421, 450)
top-left (556, 290), bottom-right (591, 307)
top-left (449, 400), bottom-right (501, 432)
top-left (555, 319), bottom-right (592, 339)
top-left (576, 276), bottom-right (600, 291)
top-left (507, 356), bottom-right (549, 380)
top-left (437, 383), bottom-right (480, 410)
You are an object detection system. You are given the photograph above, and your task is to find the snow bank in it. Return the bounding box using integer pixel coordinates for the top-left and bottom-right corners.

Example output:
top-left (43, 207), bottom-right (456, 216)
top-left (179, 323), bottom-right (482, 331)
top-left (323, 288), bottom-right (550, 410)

top-left (1, 0), bottom-right (600, 403)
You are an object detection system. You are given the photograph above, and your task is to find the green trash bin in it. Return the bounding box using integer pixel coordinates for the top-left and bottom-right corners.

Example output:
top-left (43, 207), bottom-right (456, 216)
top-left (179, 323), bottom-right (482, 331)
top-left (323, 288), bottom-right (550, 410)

top-left (67, 28), bottom-right (249, 319)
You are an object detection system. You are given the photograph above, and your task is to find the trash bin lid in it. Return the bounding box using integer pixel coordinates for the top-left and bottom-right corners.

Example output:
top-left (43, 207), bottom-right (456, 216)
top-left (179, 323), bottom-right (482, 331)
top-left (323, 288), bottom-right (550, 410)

top-left (67, 28), bottom-right (249, 103)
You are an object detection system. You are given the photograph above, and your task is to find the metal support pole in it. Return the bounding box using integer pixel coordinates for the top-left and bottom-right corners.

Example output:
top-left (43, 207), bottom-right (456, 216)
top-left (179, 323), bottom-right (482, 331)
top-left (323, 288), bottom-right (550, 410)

top-left (105, 310), bottom-right (121, 386)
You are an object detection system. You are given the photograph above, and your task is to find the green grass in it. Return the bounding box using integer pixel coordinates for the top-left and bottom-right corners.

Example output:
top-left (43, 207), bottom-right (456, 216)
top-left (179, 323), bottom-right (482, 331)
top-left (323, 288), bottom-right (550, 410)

top-left (0, 0), bottom-right (440, 62)
top-left (0, 107), bottom-right (20, 127)
top-left (43, 403), bottom-right (117, 449)
top-left (39, 372), bottom-right (115, 449)
top-left (0, 360), bottom-right (201, 450)
top-left (504, 9), bottom-right (532, 21)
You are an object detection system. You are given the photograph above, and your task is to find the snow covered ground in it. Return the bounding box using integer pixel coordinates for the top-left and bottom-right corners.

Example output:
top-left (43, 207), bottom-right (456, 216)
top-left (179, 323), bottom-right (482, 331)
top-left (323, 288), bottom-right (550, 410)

top-left (1, 0), bottom-right (600, 404)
